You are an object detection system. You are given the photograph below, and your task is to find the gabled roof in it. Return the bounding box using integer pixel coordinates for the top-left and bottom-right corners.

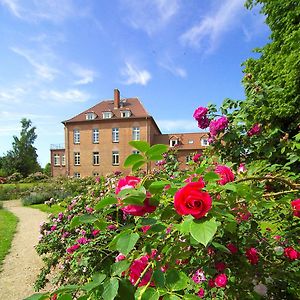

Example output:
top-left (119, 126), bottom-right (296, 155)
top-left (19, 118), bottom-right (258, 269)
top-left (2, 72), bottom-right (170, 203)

top-left (63, 98), bottom-right (150, 123)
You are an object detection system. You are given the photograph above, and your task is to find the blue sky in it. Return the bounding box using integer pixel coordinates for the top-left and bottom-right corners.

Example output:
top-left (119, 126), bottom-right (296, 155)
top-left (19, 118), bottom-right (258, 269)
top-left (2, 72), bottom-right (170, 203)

top-left (0, 0), bottom-right (270, 168)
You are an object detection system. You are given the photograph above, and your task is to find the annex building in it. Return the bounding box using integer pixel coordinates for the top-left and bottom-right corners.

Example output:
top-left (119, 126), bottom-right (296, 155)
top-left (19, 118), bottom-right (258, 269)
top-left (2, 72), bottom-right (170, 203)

top-left (50, 89), bottom-right (209, 177)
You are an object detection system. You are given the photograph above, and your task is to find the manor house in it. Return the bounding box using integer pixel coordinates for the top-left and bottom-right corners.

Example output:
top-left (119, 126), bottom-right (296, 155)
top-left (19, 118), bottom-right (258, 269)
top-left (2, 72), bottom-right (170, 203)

top-left (50, 89), bottom-right (209, 177)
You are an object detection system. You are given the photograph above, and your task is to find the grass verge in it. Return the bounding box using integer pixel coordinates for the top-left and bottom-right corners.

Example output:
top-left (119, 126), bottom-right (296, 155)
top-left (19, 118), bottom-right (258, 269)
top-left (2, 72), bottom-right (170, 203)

top-left (30, 204), bottom-right (63, 215)
top-left (0, 208), bottom-right (18, 268)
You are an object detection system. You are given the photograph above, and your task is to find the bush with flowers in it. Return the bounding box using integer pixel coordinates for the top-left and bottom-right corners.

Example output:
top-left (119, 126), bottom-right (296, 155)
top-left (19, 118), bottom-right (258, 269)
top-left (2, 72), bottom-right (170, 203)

top-left (27, 109), bottom-right (300, 299)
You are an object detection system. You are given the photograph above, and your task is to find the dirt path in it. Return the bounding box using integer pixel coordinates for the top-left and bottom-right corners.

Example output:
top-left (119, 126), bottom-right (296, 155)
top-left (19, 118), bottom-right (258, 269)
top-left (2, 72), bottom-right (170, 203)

top-left (0, 200), bottom-right (51, 300)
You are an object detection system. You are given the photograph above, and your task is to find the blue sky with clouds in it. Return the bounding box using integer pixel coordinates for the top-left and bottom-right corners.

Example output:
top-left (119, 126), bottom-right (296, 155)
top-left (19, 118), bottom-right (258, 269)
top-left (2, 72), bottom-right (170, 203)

top-left (0, 0), bottom-right (270, 167)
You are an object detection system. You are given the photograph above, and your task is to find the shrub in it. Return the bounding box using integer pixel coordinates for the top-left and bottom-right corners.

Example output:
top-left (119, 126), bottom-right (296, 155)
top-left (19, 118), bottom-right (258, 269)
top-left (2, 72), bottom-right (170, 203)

top-left (22, 192), bottom-right (52, 206)
top-left (22, 172), bottom-right (49, 183)
top-left (6, 172), bottom-right (23, 183)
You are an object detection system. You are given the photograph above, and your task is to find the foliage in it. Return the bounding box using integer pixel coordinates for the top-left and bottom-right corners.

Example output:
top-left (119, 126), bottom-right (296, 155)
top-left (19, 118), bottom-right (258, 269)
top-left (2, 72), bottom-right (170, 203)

top-left (6, 172), bottom-right (23, 183)
top-left (30, 140), bottom-right (300, 300)
top-left (30, 204), bottom-right (63, 215)
top-left (22, 172), bottom-right (49, 183)
top-left (43, 163), bottom-right (51, 177)
top-left (1, 119), bottom-right (41, 177)
top-left (0, 208), bottom-right (18, 267)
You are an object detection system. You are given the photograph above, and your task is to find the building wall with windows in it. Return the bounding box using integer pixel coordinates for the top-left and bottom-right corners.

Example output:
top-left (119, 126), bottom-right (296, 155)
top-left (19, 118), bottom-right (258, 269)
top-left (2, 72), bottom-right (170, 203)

top-left (51, 89), bottom-right (209, 177)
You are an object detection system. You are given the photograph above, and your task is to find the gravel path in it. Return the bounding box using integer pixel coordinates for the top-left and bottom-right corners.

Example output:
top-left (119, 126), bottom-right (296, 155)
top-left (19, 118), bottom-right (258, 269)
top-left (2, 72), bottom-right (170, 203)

top-left (0, 200), bottom-right (50, 300)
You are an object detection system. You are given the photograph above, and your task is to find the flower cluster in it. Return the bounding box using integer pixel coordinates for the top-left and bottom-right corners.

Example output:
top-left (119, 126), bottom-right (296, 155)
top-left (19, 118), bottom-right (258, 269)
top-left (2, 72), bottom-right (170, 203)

top-left (209, 116), bottom-right (229, 138)
top-left (193, 106), bottom-right (210, 129)
top-left (247, 123), bottom-right (261, 137)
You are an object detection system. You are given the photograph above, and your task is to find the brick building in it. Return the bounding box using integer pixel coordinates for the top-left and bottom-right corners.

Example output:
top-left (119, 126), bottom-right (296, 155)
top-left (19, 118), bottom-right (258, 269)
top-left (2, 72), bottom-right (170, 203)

top-left (50, 89), bottom-right (209, 177)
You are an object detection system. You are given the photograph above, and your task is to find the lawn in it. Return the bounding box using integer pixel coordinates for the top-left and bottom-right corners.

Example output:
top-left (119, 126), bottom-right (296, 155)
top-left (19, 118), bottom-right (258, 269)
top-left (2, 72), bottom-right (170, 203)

top-left (30, 204), bottom-right (63, 215)
top-left (0, 208), bottom-right (18, 268)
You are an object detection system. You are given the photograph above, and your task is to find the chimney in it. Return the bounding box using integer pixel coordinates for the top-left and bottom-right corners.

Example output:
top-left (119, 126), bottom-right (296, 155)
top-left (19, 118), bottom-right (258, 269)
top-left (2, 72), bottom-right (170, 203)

top-left (114, 89), bottom-right (120, 109)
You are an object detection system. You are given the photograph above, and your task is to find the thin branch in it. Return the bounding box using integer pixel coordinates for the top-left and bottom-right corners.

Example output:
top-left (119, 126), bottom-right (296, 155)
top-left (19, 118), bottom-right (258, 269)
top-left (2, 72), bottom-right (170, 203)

top-left (264, 190), bottom-right (299, 198)
top-left (134, 261), bottom-right (153, 288)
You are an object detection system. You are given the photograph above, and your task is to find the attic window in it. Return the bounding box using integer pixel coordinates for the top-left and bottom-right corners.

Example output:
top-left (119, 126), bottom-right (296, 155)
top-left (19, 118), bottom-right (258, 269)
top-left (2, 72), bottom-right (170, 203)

top-left (102, 111), bottom-right (113, 119)
top-left (121, 110), bottom-right (131, 118)
top-left (201, 138), bottom-right (209, 146)
top-left (170, 139), bottom-right (178, 147)
top-left (86, 112), bottom-right (97, 120)
top-left (188, 140), bottom-right (194, 144)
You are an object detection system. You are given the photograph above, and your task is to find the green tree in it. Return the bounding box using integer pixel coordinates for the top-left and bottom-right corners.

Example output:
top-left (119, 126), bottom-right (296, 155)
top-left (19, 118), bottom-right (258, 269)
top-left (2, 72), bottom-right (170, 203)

top-left (4, 119), bottom-right (41, 177)
top-left (43, 163), bottom-right (51, 177)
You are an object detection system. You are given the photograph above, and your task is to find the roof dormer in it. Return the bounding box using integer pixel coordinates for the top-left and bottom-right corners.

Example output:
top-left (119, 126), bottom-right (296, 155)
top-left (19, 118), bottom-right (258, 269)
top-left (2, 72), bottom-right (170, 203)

top-left (85, 111), bottom-right (97, 120)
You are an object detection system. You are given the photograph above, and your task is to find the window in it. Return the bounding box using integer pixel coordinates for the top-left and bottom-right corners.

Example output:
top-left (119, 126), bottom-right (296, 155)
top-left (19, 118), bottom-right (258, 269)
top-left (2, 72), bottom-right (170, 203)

top-left (112, 128), bottom-right (119, 142)
top-left (188, 140), bottom-right (194, 144)
top-left (132, 127), bottom-right (140, 141)
top-left (121, 110), bottom-right (131, 118)
top-left (132, 150), bottom-right (140, 154)
top-left (170, 139), bottom-right (178, 147)
top-left (86, 112), bottom-right (96, 120)
top-left (73, 129), bottom-right (80, 144)
top-left (112, 151), bottom-right (119, 165)
top-left (93, 172), bottom-right (99, 177)
top-left (201, 138), bottom-right (209, 146)
top-left (93, 128), bottom-right (99, 143)
top-left (74, 152), bottom-right (80, 165)
top-left (74, 172), bottom-right (81, 178)
top-left (54, 154), bottom-right (60, 166)
top-left (102, 111), bottom-right (112, 119)
top-left (61, 154), bottom-right (66, 166)
top-left (93, 152), bottom-right (100, 165)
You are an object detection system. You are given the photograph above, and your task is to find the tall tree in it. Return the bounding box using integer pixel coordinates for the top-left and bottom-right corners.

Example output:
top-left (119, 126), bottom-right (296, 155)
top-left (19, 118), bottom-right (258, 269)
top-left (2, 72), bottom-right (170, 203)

top-left (4, 119), bottom-right (41, 177)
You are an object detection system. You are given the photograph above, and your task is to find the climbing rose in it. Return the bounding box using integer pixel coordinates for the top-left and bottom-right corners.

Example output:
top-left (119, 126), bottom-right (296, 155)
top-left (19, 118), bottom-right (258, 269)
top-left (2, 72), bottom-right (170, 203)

top-left (226, 243), bottom-right (238, 254)
top-left (215, 262), bottom-right (227, 272)
top-left (116, 176), bottom-right (157, 216)
top-left (197, 288), bottom-right (205, 298)
top-left (129, 255), bottom-right (154, 287)
top-left (141, 225), bottom-right (151, 233)
top-left (209, 116), bottom-right (228, 137)
top-left (247, 123), bottom-right (261, 137)
top-left (291, 199), bottom-right (300, 218)
top-left (237, 163), bottom-right (246, 174)
top-left (208, 279), bottom-right (215, 288)
top-left (66, 244), bottom-right (80, 254)
top-left (115, 253), bottom-right (126, 262)
top-left (215, 165), bottom-right (234, 185)
top-left (192, 269), bottom-right (206, 284)
top-left (193, 153), bottom-right (202, 162)
top-left (174, 181), bottom-right (212, 219)
top-left (246, 247), bottom-right (259, 265)
top-left (92, 229), bottom-right (100, 236)
top-left (284, 247), bottom-right (299, 260)
top-left (193, 107), bottom-right (210, 129)
top-left (214, 273), bottom-right (228, 288)
top-left (77, 237), bottom-right (89, 245)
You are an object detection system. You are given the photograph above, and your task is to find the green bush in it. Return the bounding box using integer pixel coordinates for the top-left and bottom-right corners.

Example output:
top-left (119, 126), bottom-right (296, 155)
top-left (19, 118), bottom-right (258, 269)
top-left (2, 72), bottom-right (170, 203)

top-left (22, 192), bottom-right (52, 206)
top-left (22, 172), bottom-right (49, 183)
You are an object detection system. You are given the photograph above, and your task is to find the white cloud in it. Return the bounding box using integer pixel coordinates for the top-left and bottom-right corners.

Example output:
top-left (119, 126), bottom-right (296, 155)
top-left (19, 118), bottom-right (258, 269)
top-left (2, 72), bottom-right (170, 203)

top-left (0, 87), bottom-right (26, 104)
top-left (121, 0), bottom-right (179, 35)
top-left (0, 124), bottom-right (21, 136)
top-left (157, 120), bottom-right (198, 133)
top-left (11, 47), bottom-right (59, 80)
top-left (0, 0), bottom-right (88, 23)
top-left (71, 64), bottom-right (97, 85)
top-left (40, 89), bottom-right (90, 103)
top-left (159, 55), bottom-right (187, 78)
top-left (121, 62), bottom-right (151, 86)
top-left (180, 0), bottom-right (245, 52)
top-left (0, 111), bottom-right (53, 121)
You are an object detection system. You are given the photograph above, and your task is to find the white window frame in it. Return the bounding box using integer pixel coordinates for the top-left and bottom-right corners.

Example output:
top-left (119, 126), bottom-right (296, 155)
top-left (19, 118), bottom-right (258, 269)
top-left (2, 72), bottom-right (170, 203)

top-left (112, 128), bottom-right (119, 143)
top-left (121, 111), bottom-right (131, 118)
top-left (201, 138), bottom-right (209, 147)
top-left (132, 127), bottom-right (140, 141)
top-left (73, 129), bottom-right (80, 144)
top-left (170, 139), bottom-right (178, 147)
top-left (86, 112), bottom-right (96, 120)
top-left (74, 172), bottom-right (81, 178)
top-left (102, 111), bottom-right (112, 119)
top-left (112, 151), bottom-right (119, 166)
top-left (186, 155), bottom-right (193, 163)
top-left (93, 152), bottom-right (100, 165)
top-left (74, 152), bottom-right (80, 166)
top-left (61, 154), bottom-right (66, 166)
top-left (54, 154), bottom-right (60, 166)
top-left (93, 172), bottom-right (99, 177)
top-left (93, 128), bottom-right (99, 144)
top-left (188, 140), bottom-right (194, 144)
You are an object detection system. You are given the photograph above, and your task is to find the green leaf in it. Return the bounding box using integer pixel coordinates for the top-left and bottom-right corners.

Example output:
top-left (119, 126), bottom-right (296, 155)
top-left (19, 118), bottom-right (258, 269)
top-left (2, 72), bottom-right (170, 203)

top-left (204, 172), bottom-right (220, 182)
top-left (141, 288), bottom-right (160, 300)
top-left (115, 279), bottom-right (135, 300)
top-left (166, 270), bottom-right (189, 291)
top-left (102, 278), bottom-right (119, 300)
top-left (145, 144), bottom-right (168, 158)
top-left (148, 154), bottom-right (164, 161)
top-left (95, 196), bottom-right (118, 210)
top-left (70, 215), bottom-right (98, 229)
top-left (149, 224), bottom-right (167, 232)
top-left (111, 260), bottom-right (131, 277)
top-left (132, 160), bottom-right (146, 171)
top-left (116, 232), bottom-right (140, 255)
top-left (82, 273), bottom-right (106, 292)
top-left (212, 242), bottom-right (231, 254)
top-left (140, 218), bottom-right (157, 225)
top-left (189, 218), bottom-right (219, 247)
top-left (57, 294), bottom-right (72, 300)
top-left (224, 183), bottom-right (237, 192)
top-left (122, 190), bottom-right (146, 205)
top-left (24, 294), bottom-right (49, 300)
top-left (163, 294), bottom-right (181, 300)
top-left (153, 269), bottom-right (165, 288)
top-left (148, 181), bottom-right (170, 194)
top-left (55, 285), bottom-right (80, 294)
top-left (183, 295), bottom-right (201, 300)
top-left (124, 154), bottom-right (145, 168)
top-left (129, 141), bottom-right (150, 153)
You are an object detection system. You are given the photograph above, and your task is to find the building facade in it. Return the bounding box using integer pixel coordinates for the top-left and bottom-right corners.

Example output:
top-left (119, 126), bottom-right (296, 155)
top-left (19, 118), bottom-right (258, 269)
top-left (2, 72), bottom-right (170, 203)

top-left (50, 89), bottom-right (209, 177)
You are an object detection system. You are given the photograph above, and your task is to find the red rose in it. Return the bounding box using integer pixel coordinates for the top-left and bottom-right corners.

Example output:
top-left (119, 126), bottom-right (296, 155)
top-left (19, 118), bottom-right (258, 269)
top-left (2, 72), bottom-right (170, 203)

top-left (214, 273), bottom-right (228, 288)
top-left (226, 243), bottom-right (238, 254)
top-left (208, 278), bottom-right (215, 288)
top-left (129, 255), bottom-right (154, 287)
top-left (284, 247), bottom-right (299, 260)
top-left (215, 262), bottom-right (227, 272)
top-left (174, 181), bottom-right (212, 219)
top-left (215, 165), bottom-right (235, 185)
top-left (246, 247), bottom-right (259, 265)
top-left (116, 176), bottom-right (157, 216)
top-left (291, 199), bottom-right (300, 218)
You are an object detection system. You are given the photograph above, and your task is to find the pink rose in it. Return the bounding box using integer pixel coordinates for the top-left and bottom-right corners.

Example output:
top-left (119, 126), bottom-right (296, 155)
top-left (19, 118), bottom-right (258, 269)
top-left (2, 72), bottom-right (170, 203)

top-left (209, 116), bottom-right (228, 137)
top-left (92, 229), bottom-right (100, 237)
top-left (284, 247), bottom-right (299, 260)
top-left (192, 269), bottom-right (206, 284)
top-left (208, 278), bottom-right (215, 288)
top-left (174, 181), bottom-right (212, 219)
top-left (214, 273), bottom-right (228, 288)
top-left (77, 237), bottom-right (89, 245)
top-left (193, 153), bottom-right (202, 163)
top-left (129, 255), bottom-right (154, 287)
top-left (247, 123), bottom-right (261, 137)
top-left (246, 247), bottom-right (259, 265)
top-left (193, 106), bottom-right (210, 129)
top-left (215, 165), bottom-right (234, 185)
top-left (197, 288), bottom-right (205, 298)
top-left (141, 225), bottom-right (151, 233)
top-left (237, 163), bottom-right (246, 174)
top-left (66, 244), bottom-right (80, 254)
top-left (115, 253), bottom-right (126, 262)
top-left (226, 243), bottom-right (238, 254)
top-left (291, 199), bottom-right (300, 218)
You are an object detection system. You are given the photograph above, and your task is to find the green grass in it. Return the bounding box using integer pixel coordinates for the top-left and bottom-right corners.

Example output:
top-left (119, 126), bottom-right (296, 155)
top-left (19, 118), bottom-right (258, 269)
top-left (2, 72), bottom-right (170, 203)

top-left (0, 208), bottom-right (18, 267)
top-left (30, 204), bottom-right (63, 215)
